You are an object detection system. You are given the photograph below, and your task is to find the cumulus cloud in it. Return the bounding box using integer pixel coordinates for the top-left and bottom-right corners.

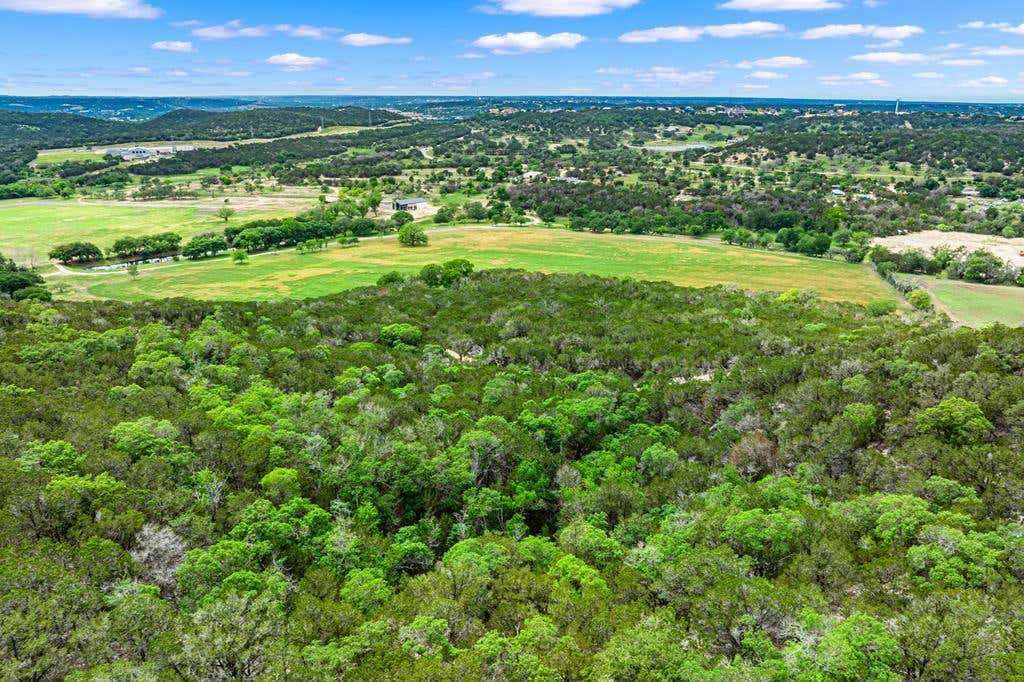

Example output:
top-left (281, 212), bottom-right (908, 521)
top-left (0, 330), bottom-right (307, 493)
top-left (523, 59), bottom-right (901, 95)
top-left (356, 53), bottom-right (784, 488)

top-left (970, 46), bottom-right (1024, 57)
top-left (940, 58), bottom-right (987, 66)
top-left (0, 0), bottom-right (161, 18)
top-left (264, 53), bottom-right (327, 71)
top-left (341, 33), bottom-right (412, 47)
top-left (850, 51), bottom-right (929, 64)
top-left (433, 71), bottom-right (497, 87)
top-left (150, 40), bottom-right (194, 53)
top-left (736, 55), bottom-right (810, 68)
top-left (473, 31), bottom-right (586, 54)
top-left (193, 20), bottom-right (269, 39)
top-left (191, 21), bottom-right (337, 40)
top-left (748, 70), bottom-right (787, 79)
top-left (800, 24), bottom-right (923, 44)
top-left (457, 52), bottom-right (485, 59)
top-left (634, 67), bottom-right (717, 85)
top-left (819, 71), bottom-right (890, 86)
top-left (620, 21), bottom-right (783, 43)
top-left (960, 75), bottom-right (1009, 87)
top-left (276, 25), bottom-right (337, 40)
top-left (913, 71), bottom-right (945, 79)
top-left (960, 21), bottom-right (1024, 36)
top-left (481, 0), bottom-right (640, 16)
top-left (719, 0), bottom-right (841, 9)
top-left (165, 69), bottom-right (189, 77)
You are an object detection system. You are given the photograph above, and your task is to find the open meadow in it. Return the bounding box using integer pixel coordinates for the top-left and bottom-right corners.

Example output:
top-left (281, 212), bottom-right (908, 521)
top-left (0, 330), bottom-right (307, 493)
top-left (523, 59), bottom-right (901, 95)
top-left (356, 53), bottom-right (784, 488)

top-left (64, 226), bottom-right (898, 304)
top-left (899, 274), bottom-right (1024, 327)
top-left (0, 198), bottom-right (312, 263)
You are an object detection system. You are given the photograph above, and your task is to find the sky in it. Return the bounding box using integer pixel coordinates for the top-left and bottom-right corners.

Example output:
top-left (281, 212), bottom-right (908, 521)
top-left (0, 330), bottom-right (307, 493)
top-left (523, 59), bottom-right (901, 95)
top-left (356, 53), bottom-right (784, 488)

top-left (0, 0), bottom-right (1023, 101)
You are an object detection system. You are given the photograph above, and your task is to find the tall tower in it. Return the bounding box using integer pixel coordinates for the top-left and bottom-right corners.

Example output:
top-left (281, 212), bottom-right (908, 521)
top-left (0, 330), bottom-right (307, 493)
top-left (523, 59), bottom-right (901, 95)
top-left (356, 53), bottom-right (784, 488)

top-left (895, 99), bottom-right (901, 115)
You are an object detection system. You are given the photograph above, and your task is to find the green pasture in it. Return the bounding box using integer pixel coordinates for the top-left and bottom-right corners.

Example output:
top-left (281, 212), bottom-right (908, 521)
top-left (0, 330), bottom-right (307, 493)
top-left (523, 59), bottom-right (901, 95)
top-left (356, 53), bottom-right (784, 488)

top-left (74, 227), bottom-right (897, 304)
top-left (0, 199), bottom-right (292, 262)
top-left (903, 275), bottom-right (1024, 327)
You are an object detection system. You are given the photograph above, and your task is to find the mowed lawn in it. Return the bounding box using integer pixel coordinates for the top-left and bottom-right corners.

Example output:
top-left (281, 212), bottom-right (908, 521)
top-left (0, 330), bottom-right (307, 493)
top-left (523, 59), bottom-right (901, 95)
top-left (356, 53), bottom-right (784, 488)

top-left (83, 227), bottom-right (896, 304)
top-left (906, 275), bottom-right (1024, 327)
top-left (0, 200), bottom-right (292, 263)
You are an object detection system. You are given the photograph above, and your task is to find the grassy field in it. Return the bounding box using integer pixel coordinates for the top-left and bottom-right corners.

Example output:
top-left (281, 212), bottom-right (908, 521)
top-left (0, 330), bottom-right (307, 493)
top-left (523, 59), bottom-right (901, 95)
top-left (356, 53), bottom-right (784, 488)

top-left (71, 227), bottom-right (897, 304)
top-left (0, 199), bottom-right (297, 263)
top-left (902, 275), bottom-right (1024, 327)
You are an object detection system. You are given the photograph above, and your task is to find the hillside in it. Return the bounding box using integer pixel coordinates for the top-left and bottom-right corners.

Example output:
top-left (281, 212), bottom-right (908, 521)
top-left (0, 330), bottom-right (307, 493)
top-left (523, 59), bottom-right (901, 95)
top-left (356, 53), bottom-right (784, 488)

top-left (0, 106), bottom-right (405, 181)
top-left (1, 270), bottom-right (1022, 679)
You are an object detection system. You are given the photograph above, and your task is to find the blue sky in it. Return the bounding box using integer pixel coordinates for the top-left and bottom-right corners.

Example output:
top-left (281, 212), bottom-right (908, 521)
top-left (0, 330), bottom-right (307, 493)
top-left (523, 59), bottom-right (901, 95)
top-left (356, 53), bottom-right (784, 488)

top-left (0, 0), bottom-right (1022, 101)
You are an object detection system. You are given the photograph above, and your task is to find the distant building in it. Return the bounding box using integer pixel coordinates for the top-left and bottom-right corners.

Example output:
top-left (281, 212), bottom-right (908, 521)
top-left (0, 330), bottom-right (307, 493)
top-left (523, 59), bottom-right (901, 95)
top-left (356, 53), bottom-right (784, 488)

top-left (962, 188), bottom-right (980, 197)
top-left (831, 185), bottom-right (846, 197)
top-left (105, 145), bottom-right (195, 161)
top-left (392, 197), bottom-right (428, 211)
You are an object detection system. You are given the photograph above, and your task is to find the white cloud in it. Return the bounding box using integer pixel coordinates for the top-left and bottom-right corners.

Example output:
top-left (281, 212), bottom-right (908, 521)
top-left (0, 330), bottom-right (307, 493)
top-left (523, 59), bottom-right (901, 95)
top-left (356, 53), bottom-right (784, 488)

top-left (620, 21), bottom-right (783, 43)
top-left (706, 22), bottom-right (787, 38)
top-left (634, 67), bottom-right (717, 85)
top-left (619, 26), bottom-right (703, 43)
top-left (341, 33), bottom-right (411, 47)
top-left (596, 66), bottom-right (636, 75)
top-left (960, 75), bottom-right (1009, 87)
top-left (457, 52), bottom-right (485, 59)
top-left (482, 0), bottom-right (640, 16)
top-left (193, 20), bottom-right (269, 39)
top-left (960, 21), bottom-right (1024, 36)
top-left (165, 69), bottom-right (189, 77)
top-left (850, 51), bottom-right (929, 64)
top-left (433, 71), bottom-right (497, 87)
top-left (264, 53), bottom-right (327, 71)
top-left (940, 58), bottom-right (987, 66)
top-left (473, 31), bottom-right (586, 54)
top-left (276, 24), bottom-right (337, 40)
top-left (748, 70), bottom-right (787, 79)
top-left (913, 71), bottom-right (945, 79)
top-left (971, 46), bottom-right (1024, 57)
top-left (191, 21), bottom-right (337, 40)
top-left (801, 24), bottom-right (923, 43)
top-left (819, 71), bottom-right (890, 86)
top-left (151, 40), bottom-right (194, 53)
top-left (738, 83), bottom-right (770, 89)
top-left (736, 55), bottom-right (810, 68)
top-left (719, 0), bottom-right (841, 9)
top-left (0, 0), bottom-right (161, 18)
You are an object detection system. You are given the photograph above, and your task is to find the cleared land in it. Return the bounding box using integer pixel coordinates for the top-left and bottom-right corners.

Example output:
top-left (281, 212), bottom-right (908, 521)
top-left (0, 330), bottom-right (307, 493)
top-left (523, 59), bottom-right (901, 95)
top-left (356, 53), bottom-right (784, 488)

top-left (65, 227), bottom-right (897, 303)
top-left (875, 230), bottom-right (1024, 268)
top-left (0, 198), bottom-right (307, 263)
top-left (899, 274), bottom-right (1024, 327)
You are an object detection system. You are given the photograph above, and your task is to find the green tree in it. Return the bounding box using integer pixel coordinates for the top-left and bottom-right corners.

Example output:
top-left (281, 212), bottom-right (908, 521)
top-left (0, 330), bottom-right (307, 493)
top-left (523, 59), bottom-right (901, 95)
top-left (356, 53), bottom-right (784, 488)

top-left (398, 223), bottom-right (428, 247)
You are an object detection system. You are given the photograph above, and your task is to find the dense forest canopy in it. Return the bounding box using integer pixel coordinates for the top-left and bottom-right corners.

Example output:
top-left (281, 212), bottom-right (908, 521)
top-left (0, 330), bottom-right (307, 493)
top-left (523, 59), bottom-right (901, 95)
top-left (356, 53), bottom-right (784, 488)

top-left (0, 106), bottom-right (405, 182)
top-left (2, 270), bottom-right (1024, 679)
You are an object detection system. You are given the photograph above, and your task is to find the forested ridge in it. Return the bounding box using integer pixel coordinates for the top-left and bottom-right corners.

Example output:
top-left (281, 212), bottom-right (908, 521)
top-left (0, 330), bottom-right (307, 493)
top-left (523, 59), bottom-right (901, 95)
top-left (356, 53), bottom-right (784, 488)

top-left (2, 270), bottom-right (1024, 679)
top-left (0, 106), bottom-right (404, 183)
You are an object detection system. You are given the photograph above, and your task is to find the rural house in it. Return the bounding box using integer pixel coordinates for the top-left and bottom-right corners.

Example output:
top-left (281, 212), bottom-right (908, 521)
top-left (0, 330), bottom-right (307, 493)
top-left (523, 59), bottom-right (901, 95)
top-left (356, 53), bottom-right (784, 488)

top-left (392, 197), bottom-right (428, 211)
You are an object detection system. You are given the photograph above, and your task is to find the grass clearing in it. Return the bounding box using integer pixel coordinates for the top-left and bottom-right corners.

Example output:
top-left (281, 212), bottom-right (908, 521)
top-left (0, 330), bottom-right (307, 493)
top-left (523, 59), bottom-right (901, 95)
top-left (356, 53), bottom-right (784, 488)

top-left (0, 199), bottom-right (299, 263)
top-left (72, 227), bottom-right (897, 304)
top-left (900, 275), bottom-right (1024, 327)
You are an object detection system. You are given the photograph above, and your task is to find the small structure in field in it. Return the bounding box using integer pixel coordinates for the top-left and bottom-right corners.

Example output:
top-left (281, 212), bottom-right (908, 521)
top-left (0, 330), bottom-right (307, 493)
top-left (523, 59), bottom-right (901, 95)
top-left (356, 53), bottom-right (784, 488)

top-left (962, 188), bottom-right (980, 197)
top-left (392, 197), bottom-right (428, 211)
top-left (105, 145), bottom-right (196, 161)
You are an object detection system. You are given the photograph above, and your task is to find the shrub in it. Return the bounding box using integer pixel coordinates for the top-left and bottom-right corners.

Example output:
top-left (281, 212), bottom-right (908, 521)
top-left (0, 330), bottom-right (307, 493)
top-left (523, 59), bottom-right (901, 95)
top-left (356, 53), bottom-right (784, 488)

top-left (377, 271), bottom-right (404, 287)
top-left (906, 289), bottom-right (932, 310)
top-left (866, 300), bottom-right (898, 317)
top-left (380, 323), bottom-right (423, 348)
top-left (398, 223), bottom-right (428, 247)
